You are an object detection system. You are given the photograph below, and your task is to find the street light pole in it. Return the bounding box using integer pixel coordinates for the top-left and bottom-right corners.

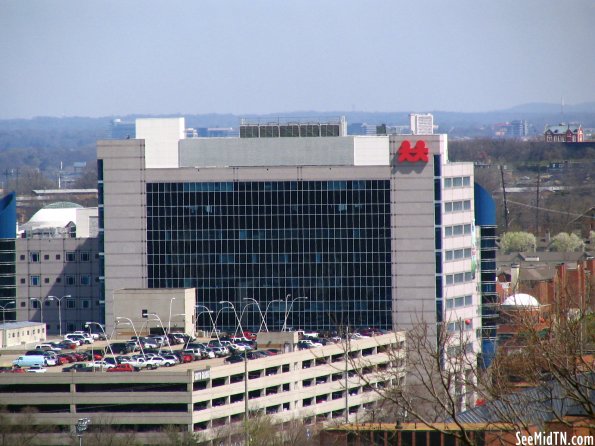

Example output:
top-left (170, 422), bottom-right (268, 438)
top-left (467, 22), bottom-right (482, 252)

top-left (243, 298), bottom-right (267, 333)
top-left (75, 417), bottom-right (91, 446)
top-left (147, 312), bottom-right (173, 353)
top-left (196, 305), bottom-right (220, 343)
top-left (168, 297), bottom-right (176, 335)
top-left (29, 296), bottom-right (52, 327)
top-left (0, 301), bottom-right (15, 325)
top-left (86, 321), bottom-right (114, 358)
top-left (115, 317), bottom-right (145, 357)
top-left (218, 301), bottom-right (243, 337)
top-left (282, 296), bottom-right (308, 332)
top-left (261, 299), bottom-right (283, 333)
top-left (48, 294), bottom-right (71, 337)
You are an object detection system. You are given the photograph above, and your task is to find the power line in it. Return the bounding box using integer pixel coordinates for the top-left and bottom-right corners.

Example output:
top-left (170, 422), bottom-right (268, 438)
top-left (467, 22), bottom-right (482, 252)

top-left (505, 199), bottom-right (594, 219)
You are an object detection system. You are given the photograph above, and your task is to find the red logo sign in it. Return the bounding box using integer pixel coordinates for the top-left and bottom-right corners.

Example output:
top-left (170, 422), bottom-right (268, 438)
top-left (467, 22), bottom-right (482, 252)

top-left (397, 140), bottom-right (429, 163)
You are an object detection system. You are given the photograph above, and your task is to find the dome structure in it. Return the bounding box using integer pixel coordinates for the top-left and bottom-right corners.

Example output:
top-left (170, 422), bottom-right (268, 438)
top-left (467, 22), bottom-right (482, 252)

top-left (26, 202), bottom-right (82, 227)
top-left (502, 293), bottom-right (540, 308)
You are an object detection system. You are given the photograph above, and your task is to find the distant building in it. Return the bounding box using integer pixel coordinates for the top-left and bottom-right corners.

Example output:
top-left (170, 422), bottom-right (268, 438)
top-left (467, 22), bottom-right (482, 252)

top-left (409, 113), bottom-right (434, 135)
top-left (15, 202), bottom-right (101, 335)
top-left (544, 123), bottom-right (584, 142)
top-left (109, 119), bottom-right (136, 139)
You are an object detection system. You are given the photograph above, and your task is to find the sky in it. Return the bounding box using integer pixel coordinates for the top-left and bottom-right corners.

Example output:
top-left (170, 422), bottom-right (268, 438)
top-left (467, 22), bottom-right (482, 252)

top-left (1, 0), bottom-right (594, 119)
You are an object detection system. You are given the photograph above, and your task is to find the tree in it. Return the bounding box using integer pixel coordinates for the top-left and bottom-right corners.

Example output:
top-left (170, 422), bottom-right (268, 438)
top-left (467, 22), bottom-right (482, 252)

top-left (499, 231), bottom-right (536, 253)
top-left (549, 232), bottom-right (584, 252)
top-left (0, 407), bottom-right (52, 446)
top-left (341, 298), bottom-right (594, 446)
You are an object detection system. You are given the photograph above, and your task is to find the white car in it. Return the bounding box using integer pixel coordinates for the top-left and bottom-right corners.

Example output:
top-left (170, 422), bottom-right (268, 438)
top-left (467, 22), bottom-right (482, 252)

top-left (73, 330), bottom-right (100, 341)
top-left (26, 365), bottom-right (47, 373)
top-left (87, 361), bottom-right (115, 370)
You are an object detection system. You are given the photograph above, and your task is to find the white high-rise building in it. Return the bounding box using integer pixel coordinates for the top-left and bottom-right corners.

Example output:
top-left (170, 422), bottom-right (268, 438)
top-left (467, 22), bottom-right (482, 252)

top-left (410, 113), bottom-right (434, 135)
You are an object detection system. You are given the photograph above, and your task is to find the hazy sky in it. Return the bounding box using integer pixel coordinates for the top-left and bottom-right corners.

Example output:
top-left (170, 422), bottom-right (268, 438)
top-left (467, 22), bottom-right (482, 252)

top-left (1, 0), bottom-right (594, 119)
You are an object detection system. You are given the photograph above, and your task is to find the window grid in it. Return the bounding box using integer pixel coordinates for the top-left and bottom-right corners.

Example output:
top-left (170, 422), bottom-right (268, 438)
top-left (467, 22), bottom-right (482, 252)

top-left (146, 180), bottom-right (392, 331)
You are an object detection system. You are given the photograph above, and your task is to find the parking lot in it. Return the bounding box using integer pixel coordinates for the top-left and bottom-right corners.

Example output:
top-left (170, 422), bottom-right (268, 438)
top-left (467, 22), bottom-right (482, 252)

top-left (0, 336), bottom-right (231, 373)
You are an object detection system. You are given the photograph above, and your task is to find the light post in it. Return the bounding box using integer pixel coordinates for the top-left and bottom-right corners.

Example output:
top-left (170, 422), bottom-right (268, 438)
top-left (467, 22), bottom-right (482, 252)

top-left (242, 298), bottom-right (267, 333)
top-left (29, 296), bottom-right (53, 327)
top-left (261, 299), bottom-right (283, 333)
top-left (115, 317), bottom-right (145, 357)
top-left (282, 296), bottom-right (308, 332)
top-left (75, 417), bottom-right (91, 446)
top-left (147, 312), bottom-right (173, 353)
top-left (196, 305), bottom-right (220, 342)
top-left (0, 301), bottom-right (15, 325)
top-left (85, 321), bottom-right (114, 358)
top-left (168, 297), bottom-right (176, 334)
top-left (218, 301), bottom-right (243, 337)
top-left (47, 294), bottom-right (71, 337)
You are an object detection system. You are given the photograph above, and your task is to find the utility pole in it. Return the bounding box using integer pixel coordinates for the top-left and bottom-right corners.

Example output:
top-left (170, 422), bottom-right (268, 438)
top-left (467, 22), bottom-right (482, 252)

top-left (244, 347), bottom-right (249, 446)
top-left (500, 165), bottom-right (509, 231)
top-left (535, 166), bottom-right (541, 236)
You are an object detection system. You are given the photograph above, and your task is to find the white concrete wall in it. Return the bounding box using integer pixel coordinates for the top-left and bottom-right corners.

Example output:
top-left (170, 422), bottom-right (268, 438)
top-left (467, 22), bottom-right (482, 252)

top-left (353, 136), bottom-right (389, 166)
top-left (136, 118), bottom-right (185, 168)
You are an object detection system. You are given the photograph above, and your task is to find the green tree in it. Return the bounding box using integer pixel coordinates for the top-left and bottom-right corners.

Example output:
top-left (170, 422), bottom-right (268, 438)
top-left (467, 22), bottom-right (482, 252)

top-left (500, 231), bottom-right (536, 253)
top-left (549, 232), bottom-right (584, 252)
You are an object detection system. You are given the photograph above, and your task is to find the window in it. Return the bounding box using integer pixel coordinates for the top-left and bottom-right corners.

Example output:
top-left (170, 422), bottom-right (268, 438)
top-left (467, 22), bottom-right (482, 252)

top-left (30, 275), bottom-right (40, 286)
top-left (80, 275), bottom-right (91, 286)
top-left (31, 300), bottom-right (39, 309)
top-left (82, 300), bottom-right (90, 309)
top-left (445, 271), bottom-right (475, 285)
top-left (20, 278), bottom-right (26, 284)
top-left (80, 252), bottom-right (90, 262)
top-left (66, 299), bottom-right (76, 309)
top-left (66, 275), bottom-right (76, 286)
top-left (43, 254), bottom-right (49, 260)
top-left (30, 252), bottom-right (40, 263)
top-left (44, 278), bottom-right (50, 284)
top-left (445, 247), bottom-right (472, 261)
top-left (444, 200), bottom-right (471, 213)
top-left (444, 176), bottom-right (471, 188)
top-left (20, 255), bottom-right (25, 261)
top-left (66, 252), bottom-right (76, 262)
top-left (56, 254), bottom-right (61, 260)
top-left (445, 224), bottom-right (472, 238)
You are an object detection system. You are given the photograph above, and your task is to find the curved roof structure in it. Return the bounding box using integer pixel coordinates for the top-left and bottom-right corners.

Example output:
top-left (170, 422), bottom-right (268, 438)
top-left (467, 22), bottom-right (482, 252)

top-left (23, 202), bottom-right (83, 230)
top-left (502, 293), bottom-right (540, 308)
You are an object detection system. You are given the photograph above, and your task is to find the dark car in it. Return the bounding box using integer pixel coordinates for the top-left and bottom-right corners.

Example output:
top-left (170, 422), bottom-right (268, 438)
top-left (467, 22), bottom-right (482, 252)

top-left (224, 355), bottom-right (244, 364)
top-left (63, 363), bottom-right (93, 373)
top-left (109, 342), bottom-right (132, 354)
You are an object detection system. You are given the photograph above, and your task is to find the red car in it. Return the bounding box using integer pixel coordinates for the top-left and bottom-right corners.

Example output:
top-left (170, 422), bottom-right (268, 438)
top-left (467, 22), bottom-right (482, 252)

top-left (107, 363), bottom-right (135, 373)
top-left (58, 354), bottom-right (74, 363)
top-left (243, 331), bottom-right (257, 341)
top-left (55, 356), bottom-right (69, 365)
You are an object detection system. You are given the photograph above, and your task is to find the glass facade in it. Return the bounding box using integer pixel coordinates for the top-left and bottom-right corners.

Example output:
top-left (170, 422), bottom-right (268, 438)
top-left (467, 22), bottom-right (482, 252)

top-left (146, 180), bottom-right (392, 332)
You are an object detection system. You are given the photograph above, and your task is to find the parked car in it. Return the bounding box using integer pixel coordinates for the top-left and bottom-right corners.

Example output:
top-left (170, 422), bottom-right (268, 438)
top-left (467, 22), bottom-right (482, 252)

top-left (63, 363), bottom-right (94, 373)
top-left (67, 332), bottom-right (94, 344)
top-left (210, 346), bottom-right (229, 357)
top-left (107, 363), bottom-right (135, 373)
top-left (224, 355), bottom-right (244, 364)
top-left (26, 365), bottom-right (47, 373)
top-left (35, 344), bottom-right (61, 352)
top-left (162, 354), bottom-right (181, 365)
top-left (57, 340), bottom-right (78, 350)
top-left (128, 356), bottom-right (158, 370)
top-left (64, 334), bottom-right (86, 345)
top-left (86, 360), bottom-right (115, 370)
top-left (109, 342), bottom-right (133, 354)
